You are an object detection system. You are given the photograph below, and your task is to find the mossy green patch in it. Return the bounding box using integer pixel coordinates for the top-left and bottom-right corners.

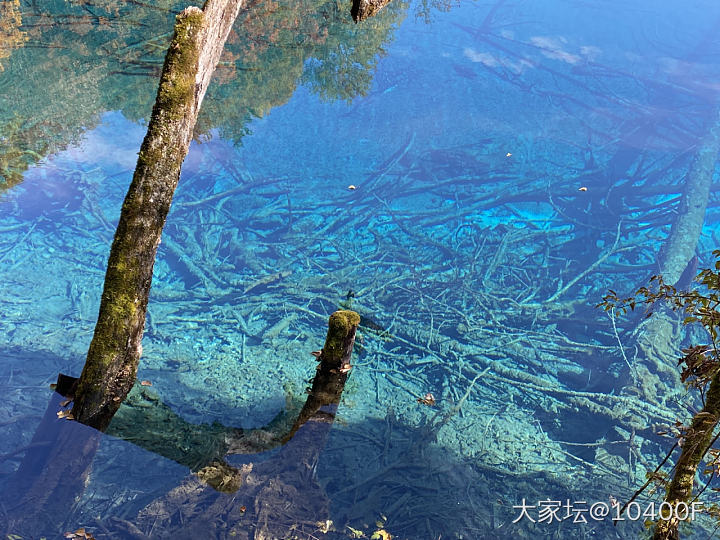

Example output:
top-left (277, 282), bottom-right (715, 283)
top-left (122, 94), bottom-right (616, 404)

top-left (155, 9), bottom-right (204, 121)
top-left (324, 310), bottom-right (360, 361)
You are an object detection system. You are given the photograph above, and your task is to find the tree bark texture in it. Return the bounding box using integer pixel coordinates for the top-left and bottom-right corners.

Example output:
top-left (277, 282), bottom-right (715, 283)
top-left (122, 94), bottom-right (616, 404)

top-left (72, 0), bottom-right (244, 431)
top-left (351, 0), bottom-right (394, 22)
top-left (652, 373), bottom-right (720, 540)
top-left (282, 309), bottom-right (360, 443)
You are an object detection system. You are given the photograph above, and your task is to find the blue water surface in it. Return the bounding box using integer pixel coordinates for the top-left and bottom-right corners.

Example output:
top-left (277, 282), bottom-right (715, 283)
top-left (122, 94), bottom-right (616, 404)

top-left (2, 0), bottom-right (720, 538)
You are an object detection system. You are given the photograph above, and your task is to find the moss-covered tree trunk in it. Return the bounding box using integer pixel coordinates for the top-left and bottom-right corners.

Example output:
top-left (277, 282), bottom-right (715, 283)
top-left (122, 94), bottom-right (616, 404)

top-left (647, 108), bottom-right (720, 536)
top-left (72, 0), bottom-right (244, 431)
top-left (653, 373), bottom-right (720, 540)
top-left (1, 311), bottom-right (360, 537)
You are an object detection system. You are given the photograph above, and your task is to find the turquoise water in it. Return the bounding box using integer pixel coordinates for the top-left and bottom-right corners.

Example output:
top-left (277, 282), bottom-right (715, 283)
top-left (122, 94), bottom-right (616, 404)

top-left (2, 0), bottom-right (720, 538)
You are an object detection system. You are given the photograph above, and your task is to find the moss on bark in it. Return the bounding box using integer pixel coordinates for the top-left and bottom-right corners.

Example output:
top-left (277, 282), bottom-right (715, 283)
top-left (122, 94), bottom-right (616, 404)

top-left (72, 1), bottom-right (243, 431)
top-left (653, 373), bottom-right (720, 539)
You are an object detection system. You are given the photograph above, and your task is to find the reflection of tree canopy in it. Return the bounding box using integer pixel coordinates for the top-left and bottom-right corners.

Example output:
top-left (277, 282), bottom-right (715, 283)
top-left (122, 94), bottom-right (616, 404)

top-left (203, 0), bottom-right (408, 142)
top-left (0, 0), bottom-right (27, 72)
top-left (0, 0), bottom-right (407, 188)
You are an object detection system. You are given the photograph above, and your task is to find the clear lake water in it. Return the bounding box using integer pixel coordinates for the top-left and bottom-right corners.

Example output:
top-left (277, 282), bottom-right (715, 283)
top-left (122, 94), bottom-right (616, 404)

top-left (2, 0), bottom-right (720, 538)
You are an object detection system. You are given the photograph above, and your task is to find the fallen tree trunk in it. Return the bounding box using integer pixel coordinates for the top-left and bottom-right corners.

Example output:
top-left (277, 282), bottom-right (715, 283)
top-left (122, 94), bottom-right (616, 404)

top-left (72, 0), bottom-right (244, 431)
top-left (632, 106), bottom-right (720, 390)
top-left (646, 107), bottom-right (720, 540)
top-left (656, 106), bottom-right (720, 285)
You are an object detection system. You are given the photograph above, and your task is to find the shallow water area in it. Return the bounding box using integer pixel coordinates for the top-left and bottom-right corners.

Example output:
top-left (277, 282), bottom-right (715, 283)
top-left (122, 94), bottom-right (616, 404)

top-left (2, 0), bottom-right (720, 538)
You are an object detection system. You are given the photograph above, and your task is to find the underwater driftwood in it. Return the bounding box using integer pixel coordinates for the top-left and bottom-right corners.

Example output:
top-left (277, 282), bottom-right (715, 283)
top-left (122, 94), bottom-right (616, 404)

top-left (351, 0), bottom-right (394, 22)
top-left (657, 106), bottom-right (720, 285)
top-left (633, 106), bottom-right (720, 388)
top-left (72, 0), bottom-right (244, 431)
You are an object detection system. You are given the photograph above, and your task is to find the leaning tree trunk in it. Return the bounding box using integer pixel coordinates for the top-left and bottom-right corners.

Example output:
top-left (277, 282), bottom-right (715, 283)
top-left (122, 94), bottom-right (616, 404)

top-left (72, 0), bottom-right (244, 431)
top-left (656, 106), bottom-right (720, 285)
top-left (653, 372), bottom-right (720, 540)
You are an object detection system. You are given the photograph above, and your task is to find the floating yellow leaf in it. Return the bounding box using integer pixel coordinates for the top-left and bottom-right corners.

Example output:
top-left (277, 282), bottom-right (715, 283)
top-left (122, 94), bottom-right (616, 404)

top-left (316, 520), bottom-right (333, 533)
top-left (347, 526), bottom-right (365, 538)
top-left (371, 530), bottom-right (391, 540)
top-left (416, 392), bottom-right (436, 406)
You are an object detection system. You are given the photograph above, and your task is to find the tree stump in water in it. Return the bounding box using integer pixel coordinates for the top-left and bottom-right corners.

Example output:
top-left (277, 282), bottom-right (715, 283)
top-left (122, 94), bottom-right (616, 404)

top-left (130, 310), bottom-right (361, 539)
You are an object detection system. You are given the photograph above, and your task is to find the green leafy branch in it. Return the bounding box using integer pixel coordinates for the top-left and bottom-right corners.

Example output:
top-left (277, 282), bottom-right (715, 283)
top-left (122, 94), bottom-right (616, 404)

top-left (598, 250), bottom-right (720, 390)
